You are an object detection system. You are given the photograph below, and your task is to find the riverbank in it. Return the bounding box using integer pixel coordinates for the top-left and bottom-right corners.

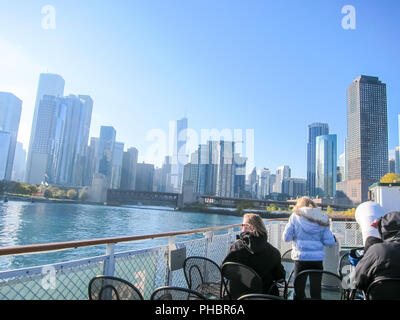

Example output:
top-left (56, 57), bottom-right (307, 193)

top-left (180, 205), bottom-right (291, 219)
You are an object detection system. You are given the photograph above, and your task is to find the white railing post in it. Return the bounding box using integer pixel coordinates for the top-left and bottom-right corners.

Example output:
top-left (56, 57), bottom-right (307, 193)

top-left (167, 236), bottom-right (175, 286)
top-left (103, 243), bottom-right (116, 277)
top-left (203, 231), bottom-right (213, 259)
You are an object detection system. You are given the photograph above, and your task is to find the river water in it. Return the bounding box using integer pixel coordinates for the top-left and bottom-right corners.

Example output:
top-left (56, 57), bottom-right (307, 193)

top-left (0, 201), bottom-right (243, 271)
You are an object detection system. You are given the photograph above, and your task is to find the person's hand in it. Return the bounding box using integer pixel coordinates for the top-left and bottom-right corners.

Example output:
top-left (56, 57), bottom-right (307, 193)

top-left (370, 219), bottom-right (379, 229)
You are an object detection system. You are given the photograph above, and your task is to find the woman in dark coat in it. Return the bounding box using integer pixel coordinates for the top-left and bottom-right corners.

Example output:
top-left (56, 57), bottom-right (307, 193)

top-left (222, 213), bottom-right (286, 297)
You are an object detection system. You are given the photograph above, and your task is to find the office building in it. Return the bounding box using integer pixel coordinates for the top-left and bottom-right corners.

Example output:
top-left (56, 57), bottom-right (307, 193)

top-left (26, 73), bottom-right (65, 183)
top-left (216, 141), bottom-right (235, 198)
top-left (282, 178), bottom-right (307, 199)
top-left (97, 126), bottom-right (116, 187)
top-left (234, 154), bottom-right (247, 198)
top-left (307, 123), bottom-right (329, 196)
top-left (12, 142), bottom-right (26, 182)
top-left (346, 75), bottom-right (388, 203)
top-left (120, 147), bottom-right (139, 190)
top-left (259, 168), bottom-right (271, 200)
top-left (171, 117), bottom-right (188, 192)
top-left (0, 92), bottom-right (22, 180)
top-left (275, 165), bottom-right (291, 194)
top-left (110, 142), bottom-right (124, 189)
top-left (315, 134), bottom-right (337, 197)
top-left (135, 162), bottom-right (154, 192)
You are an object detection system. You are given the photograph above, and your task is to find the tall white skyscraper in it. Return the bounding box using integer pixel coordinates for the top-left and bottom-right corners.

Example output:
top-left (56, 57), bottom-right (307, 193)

top-left (259, 168), bottom-right (271, 199)
top-left (275, 165), bottom-right (291, 194)
top-left (25, 73), bottom-right (65, 183)
top-left (0, 92), bottom-right (22, 180)
top-left (111, 142), bottom-right (124, 189)
top-left (170, 117), bottom-right (188, 192)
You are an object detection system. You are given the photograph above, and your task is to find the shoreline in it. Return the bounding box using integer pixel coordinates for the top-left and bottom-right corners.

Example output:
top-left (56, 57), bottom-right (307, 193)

top-left (2, 194), bottom-right (354, 220)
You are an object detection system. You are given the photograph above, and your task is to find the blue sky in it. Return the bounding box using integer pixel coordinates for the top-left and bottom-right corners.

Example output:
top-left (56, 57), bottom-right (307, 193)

top-left (0, 0), bottom-right (399, 178)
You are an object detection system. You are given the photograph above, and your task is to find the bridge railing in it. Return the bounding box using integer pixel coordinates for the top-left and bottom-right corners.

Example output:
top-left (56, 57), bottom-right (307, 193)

top-left (0, 219), bottom-right (362, 300)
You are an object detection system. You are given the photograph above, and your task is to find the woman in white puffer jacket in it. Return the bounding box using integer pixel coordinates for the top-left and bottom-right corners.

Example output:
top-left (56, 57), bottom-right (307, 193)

top-left (282, 197), bottom-right (336, 299)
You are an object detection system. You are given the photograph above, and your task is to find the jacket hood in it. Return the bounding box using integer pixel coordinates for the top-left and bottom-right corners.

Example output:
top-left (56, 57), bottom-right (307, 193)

top-left (294, 207), bottom-right (330, 232)
top-left (377, 211), bottom-right (400, 241)
top-left (239, 231), bottom-right (268, 254)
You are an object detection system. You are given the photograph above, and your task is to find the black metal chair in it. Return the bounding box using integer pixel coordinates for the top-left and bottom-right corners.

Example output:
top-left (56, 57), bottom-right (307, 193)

top-left (281, 249), bottom-right (295, 299)
top-left (150, 286), bottom-right (208, 300)
top-left (293, 270), bottom-right (343, 300)
top-left (221, 262), bottom-right (263, 300)
top-left (88, 275), bottom-right (144, 300)
top-left (183, 256), bottom-right (225, 299)
top-left (237, 293), bottom-right (284, 300)
top-left (338, 250), bottom-right (353, 300)
top-left (365, 277), bottom-right (400, 300)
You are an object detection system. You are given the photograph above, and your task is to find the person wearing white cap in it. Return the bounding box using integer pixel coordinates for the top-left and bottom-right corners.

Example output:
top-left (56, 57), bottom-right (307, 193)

top-left (355, 201), bottom-right (386, 246)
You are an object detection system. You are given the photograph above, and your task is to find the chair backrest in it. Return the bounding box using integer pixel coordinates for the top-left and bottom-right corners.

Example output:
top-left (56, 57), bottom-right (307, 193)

top-left (88, 276), bottom-right (144, 300)
top-left (221, 262), bottom-right (263, 300)
top-left (281, 249), bottom-right (294, 282)
top-left (366, 277), bottom-right (400, 300)
top-left (293, 270), bottom-right (343, 300)
top-left (183, 256), bottom-right (224, 299)
top-left (150, 286), bottom-right (208, 300)
top-left (237, 293), bottom-right (284, 300)
top-left (338, 251), bottom-right (351, 279)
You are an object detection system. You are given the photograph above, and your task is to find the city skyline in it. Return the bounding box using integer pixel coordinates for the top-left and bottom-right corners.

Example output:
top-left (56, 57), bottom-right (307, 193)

top-left (1, 1), bottom-right (399, 179)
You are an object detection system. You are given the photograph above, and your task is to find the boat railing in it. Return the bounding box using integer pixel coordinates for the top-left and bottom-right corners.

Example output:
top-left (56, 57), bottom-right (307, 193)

top-left (0, 219), bottom-right (362, 300)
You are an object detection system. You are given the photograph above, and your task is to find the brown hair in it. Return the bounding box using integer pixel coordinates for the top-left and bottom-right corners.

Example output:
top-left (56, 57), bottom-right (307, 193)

top-left (243, 213), bottom-right (268, 237)
top-left (293, 196), bottom-right (317, 213)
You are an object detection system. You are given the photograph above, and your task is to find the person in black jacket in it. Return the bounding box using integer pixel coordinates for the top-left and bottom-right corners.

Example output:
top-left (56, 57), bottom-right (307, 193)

top-left (222, 213), bottom-right (286, 297)
top-left (354, 211), bottom-right (400, 295)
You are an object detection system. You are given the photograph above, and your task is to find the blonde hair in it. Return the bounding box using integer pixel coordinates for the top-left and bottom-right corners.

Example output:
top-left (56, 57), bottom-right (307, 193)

top-left (243, 213), bottom-right (268, 237)
top-left (293, 196), bottom-right (317, 212)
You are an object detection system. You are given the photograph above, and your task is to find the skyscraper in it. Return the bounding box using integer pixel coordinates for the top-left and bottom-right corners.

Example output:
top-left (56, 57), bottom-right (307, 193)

top-left (97, 126), bottom-right (116, 187)
top-left (346, 75), bottom-right (388, 203)
top-left (258, 168), bottom-right (271, 200)
top-left (171, 117), bottom-right (188, 192)
top-left (84, 137), bottom-right (99, 186)
top-left (135, 162), bottom-right (154, 192)
top-left (110, 142), bottom-right (124, 189)
top-left (12, 141), bottom-right (26, 182)
top-left (395, 146), bottom-right (400, 175)
top-left (307, 123), bottom-right (329, 196)
top-left (0, 92), bottom-right (22, 180)
top-left (315, 134), bottom-right (337, 197)
top-left (26, 73), bottom-right (65, 183)
top-left (234, 154), bottom-right (247, 198)
top-left (120, 147), bottom-right (138, 190)
top-left (275, 165), bottom-right (291, 194)
top-left (53, 95), bottom-right (93, 186)
top-left (216, 141), bottom-right (235, 198)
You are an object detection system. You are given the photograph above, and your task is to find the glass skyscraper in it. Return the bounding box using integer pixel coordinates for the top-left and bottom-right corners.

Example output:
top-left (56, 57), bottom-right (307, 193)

top-left (346, 75), bottom-right (388, 203)
top-left (315, 134), bottom-right (337, 197)
top-left (0, 92), bottom-right (22, 180)
top-left (97, 126), bottom-right (116, 186)
top-left (26, 73), bottom-right (65, 183)
top-left (307, 123), bottom-right (329, 196)
top-left (25, 94), bottom-right (93, 186)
